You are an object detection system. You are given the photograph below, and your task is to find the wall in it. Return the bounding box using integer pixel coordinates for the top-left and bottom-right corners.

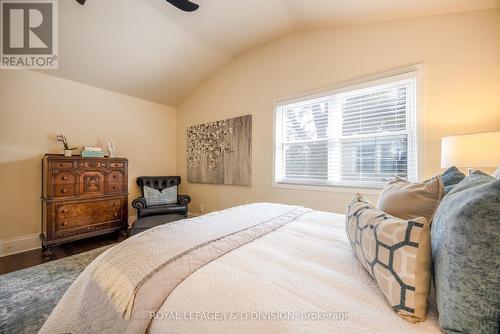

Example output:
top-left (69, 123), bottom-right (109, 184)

top-left (176, 9), bottom-right (500, 215)
top-left (0, 70), bottom-right (176, 255)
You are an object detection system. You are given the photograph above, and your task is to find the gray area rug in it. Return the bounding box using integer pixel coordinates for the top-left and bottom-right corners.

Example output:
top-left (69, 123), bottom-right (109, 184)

top-left (0, 245), bottom-right (112, 334)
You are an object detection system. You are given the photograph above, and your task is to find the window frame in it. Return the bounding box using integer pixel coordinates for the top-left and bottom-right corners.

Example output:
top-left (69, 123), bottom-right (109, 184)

top-left (272, 65), bottom-right (424, 194)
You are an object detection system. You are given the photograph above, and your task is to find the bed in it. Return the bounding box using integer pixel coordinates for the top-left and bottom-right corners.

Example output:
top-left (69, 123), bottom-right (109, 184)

top-left (40, 203), bottom-right (442, 334)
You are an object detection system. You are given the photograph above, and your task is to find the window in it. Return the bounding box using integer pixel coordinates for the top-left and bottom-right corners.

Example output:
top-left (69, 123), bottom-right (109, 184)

top-left (274, 71), bottom-right (418, 189)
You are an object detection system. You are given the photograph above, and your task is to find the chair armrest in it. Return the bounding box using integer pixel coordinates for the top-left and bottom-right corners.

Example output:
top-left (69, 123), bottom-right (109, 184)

top-left (132, 197), bottom-right (147, 209)
top-left (177, 194), bottom-right (191, 206)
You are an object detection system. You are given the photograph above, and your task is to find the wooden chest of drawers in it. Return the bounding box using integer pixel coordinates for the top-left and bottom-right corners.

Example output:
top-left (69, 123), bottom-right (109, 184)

top-left (41, 155), bottom-right (128, 253)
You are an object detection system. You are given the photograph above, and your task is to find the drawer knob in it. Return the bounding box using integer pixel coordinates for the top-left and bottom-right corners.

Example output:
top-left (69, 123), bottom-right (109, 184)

top-left (61, 222), bottom-right (67, 226)
top-left (61, 188), bottom-right (68, 193)
top-left (59, 163), bottom-right (64, 167)
top-left (62, 176), bottom-right (68, 180)
top-left (113, 185), bottom-right (118, 189)
top-left (62, 209), bottom-right (68, 213)
top-left (112, 202), bottom-right (118, 206)
top-left (113, 175), bottom-right (118, 179)
top-left (114, 213), bottom-right (119, 218)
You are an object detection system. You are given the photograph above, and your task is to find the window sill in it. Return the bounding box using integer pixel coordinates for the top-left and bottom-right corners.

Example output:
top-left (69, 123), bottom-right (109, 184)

top-left (272, 182), bottom-right (382, 195)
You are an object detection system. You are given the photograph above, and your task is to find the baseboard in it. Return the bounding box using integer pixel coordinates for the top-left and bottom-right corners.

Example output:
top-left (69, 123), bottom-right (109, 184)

top-left (0, 214), bottom-right (198, 256)
top-left (188, 211), bottom-right (202, 218)
top-left (128, 215), bottom-right (137, 227)
top-left (0, 234), bottom-right (41, 257)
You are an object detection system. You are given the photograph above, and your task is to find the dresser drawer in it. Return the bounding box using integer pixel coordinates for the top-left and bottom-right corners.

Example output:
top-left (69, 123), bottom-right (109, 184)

top-left (55, 199), bottom-right (123, 232)
top-left (110, 162), bottom-right (124, 168)
top-left (106, 171), bottom-right (124, 182)
top-left (53, 171), bottom-right (76, 185)
top-left (53, 184), bottom-right (77, 198)
top-left (79, 161), bottom-right (106, 168)
top-left (51, 161), bottom-right (74, 169)
top-left (106, 182), bottom-right (124, 194)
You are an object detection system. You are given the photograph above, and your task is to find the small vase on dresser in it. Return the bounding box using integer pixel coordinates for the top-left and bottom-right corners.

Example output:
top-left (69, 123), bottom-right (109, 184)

top-left (41, 154), bottom-right (128, 256)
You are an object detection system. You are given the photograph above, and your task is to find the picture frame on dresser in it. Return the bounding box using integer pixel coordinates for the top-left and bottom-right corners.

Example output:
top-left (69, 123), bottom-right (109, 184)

top-left (40, 154), bottom-right (129, 256)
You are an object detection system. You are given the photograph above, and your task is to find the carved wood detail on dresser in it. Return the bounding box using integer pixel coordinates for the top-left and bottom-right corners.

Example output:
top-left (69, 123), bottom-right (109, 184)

top-left (41, 154), bottom-right (128, 255)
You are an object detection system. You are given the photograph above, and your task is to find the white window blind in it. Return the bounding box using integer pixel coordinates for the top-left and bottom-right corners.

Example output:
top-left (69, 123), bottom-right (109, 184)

top-left (274, 72), bottom-right (418, 188)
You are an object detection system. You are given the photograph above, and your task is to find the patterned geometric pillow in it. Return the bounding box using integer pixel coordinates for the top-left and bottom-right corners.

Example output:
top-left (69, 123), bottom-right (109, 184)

top-left (143, 185), bottom-right (177, 206)
top-left (346, 195), bottom-right (431, 323)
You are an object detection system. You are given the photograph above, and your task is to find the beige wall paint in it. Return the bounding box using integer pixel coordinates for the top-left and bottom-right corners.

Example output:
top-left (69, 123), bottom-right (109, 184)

top-left (1, 9), bottom-right (499, 249)
top-left (0, 70), bottom-right (176, 242)
top-left (176, 9), bottom-right (500, 215)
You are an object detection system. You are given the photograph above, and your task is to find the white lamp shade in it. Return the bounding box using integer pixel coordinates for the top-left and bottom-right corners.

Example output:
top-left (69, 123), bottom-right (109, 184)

top-left (441, 132), bottom-right (500, 168)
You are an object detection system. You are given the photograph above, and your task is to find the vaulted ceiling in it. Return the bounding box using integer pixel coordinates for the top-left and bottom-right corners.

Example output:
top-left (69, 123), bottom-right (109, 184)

top-left (41, 0), bottom-right (500, 106)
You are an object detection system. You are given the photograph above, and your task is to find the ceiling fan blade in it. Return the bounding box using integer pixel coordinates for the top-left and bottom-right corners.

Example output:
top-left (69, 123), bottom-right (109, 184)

top-left (166, 0), bottom-right (199, 12)
top-left (76, 0), bottom-right (86, 5)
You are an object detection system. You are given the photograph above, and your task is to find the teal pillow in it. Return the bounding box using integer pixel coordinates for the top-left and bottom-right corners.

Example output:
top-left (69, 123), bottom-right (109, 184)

top-left (441, 166), bottom-right (466, 194)
top-left (431, 171), bottom-right (500, 334)
top-left (143, 185), bottom-right (177, 206)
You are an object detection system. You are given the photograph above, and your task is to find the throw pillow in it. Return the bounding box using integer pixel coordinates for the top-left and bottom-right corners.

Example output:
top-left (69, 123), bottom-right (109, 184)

top-left (143, 185), bottom-right (177, 206)
top-left (377, 176), bottom-right (444, 224)
top-left (346, 195), bottom-right (431, 323)
top-left (431, 170), bottom-right (500, 334)
top-left (441, 166), bottom-right (466, 193)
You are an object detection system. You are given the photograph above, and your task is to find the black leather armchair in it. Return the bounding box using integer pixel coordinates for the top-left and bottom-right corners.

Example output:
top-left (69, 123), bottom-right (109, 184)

top-left (132, 176), bottom-right (191, 219)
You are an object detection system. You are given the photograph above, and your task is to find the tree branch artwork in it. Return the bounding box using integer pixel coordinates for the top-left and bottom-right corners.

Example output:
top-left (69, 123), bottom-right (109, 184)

top-left (187, 115), bottom-right (252, 186)
top-left (187, 120), bottom-right (234, 171)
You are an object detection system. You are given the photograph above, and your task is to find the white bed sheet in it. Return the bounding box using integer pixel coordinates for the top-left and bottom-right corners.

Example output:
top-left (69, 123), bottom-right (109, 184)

top-left (150, 211), bottom-right (442, 334)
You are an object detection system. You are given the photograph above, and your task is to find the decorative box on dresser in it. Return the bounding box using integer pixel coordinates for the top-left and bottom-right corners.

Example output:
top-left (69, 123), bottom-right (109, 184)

top-left (41, 154), bottom-right (128, 255)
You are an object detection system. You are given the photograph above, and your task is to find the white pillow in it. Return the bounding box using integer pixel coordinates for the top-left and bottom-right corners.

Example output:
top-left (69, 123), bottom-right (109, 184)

top-left (493, 167), bottom-right (500, 179)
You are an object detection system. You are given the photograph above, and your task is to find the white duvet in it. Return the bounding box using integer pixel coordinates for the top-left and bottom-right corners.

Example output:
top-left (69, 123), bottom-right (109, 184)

top-left (150, 210), bottom-right (441, 334)
top-left (42, 206), bottom-right (442, 334)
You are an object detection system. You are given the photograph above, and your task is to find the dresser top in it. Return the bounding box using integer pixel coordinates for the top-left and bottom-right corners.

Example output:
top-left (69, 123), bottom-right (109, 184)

top-left (44, 154), bottom-right (127, 161)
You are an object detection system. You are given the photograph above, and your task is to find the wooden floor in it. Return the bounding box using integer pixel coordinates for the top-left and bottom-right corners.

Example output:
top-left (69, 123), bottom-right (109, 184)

top-left (0, 234), bottom-right (123, 275)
